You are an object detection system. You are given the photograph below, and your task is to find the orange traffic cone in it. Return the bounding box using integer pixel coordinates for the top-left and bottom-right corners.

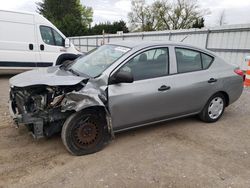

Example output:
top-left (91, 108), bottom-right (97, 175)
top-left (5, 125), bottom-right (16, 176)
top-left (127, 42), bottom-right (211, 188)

top-left (244, 58), bottom-right (250, 87)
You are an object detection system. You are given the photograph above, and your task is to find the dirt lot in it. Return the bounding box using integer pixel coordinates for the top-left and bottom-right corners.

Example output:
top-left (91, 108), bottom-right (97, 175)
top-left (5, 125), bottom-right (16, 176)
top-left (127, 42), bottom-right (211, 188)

top-left (0, 75), bottom-right (250, 188)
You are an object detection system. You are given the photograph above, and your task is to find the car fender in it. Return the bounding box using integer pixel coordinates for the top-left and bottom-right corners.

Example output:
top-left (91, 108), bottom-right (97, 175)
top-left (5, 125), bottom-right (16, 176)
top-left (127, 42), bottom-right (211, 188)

top-left (61, 84), bottom-right (114, 138)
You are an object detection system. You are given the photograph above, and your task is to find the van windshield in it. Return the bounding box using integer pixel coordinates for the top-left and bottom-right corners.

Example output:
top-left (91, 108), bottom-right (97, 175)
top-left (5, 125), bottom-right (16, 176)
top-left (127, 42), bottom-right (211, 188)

top-left (70, 45), bottom-right (131, 77)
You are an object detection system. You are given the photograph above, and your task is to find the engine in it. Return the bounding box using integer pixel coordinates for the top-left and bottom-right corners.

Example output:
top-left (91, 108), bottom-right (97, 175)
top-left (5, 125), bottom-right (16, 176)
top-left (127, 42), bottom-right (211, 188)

top-left (9, 83), bottom-right (85, 138)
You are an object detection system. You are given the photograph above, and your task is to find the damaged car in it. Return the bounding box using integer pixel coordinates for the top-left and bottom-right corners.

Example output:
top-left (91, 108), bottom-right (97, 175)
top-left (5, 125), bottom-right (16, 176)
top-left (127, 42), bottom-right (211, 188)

top-left (9, 41), bottom-right (244, 155)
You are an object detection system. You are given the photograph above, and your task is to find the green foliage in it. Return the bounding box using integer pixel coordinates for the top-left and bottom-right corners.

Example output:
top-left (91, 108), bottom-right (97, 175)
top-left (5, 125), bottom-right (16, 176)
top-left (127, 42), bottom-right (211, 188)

top-left (37, 0), bottom-right (93, 36)
top-left (192, 18), bottom-right (205, 28)
top-left (89, 20), bottom-right (129, 35)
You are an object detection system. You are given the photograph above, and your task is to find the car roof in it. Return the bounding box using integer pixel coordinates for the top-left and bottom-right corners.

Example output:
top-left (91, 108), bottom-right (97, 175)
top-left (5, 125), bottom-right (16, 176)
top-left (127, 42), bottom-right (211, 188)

top-left (108, 40), bottom-right (216, 56)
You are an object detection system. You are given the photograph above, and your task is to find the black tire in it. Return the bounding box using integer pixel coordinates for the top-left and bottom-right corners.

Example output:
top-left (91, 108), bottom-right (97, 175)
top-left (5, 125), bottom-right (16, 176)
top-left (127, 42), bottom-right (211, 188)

top-left (199, 93), bottom-right (226, 123)
top-left (61, 109), bottom-right (109, 156)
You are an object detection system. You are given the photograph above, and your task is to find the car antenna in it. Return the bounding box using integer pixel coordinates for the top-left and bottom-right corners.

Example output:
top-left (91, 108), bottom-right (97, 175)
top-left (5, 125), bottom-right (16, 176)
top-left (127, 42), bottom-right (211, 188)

top-left (180, 35), bottom-right (189, 42)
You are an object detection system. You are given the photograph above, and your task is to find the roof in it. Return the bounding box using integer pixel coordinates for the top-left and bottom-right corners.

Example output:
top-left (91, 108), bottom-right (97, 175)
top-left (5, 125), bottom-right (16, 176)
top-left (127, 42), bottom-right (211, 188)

top-left (0, 9), bottom-right (39, 16)
top-left (108, 40), bottom-right (215, 56)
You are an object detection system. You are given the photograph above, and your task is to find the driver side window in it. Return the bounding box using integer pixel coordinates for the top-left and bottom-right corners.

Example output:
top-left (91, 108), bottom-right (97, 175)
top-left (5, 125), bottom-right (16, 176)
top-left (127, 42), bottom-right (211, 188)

top-left (121, 48), bottom-right (169, 81)
top-left (40, 26), bottom-right (64, 46)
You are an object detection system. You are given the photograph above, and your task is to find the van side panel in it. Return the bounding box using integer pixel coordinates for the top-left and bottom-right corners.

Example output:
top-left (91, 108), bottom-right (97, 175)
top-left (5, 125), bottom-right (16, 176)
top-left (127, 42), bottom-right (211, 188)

top-left (0, 11), bottom-right (42, 71)
top-left (0, 11), bottom-right (33, 24)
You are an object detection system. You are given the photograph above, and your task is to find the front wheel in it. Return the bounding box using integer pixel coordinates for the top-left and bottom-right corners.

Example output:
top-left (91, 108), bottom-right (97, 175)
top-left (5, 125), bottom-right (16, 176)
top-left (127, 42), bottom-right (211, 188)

top-left (199, 93), bottom-right (226, 123)
top-left (61, 110), bottom-right (108, 156)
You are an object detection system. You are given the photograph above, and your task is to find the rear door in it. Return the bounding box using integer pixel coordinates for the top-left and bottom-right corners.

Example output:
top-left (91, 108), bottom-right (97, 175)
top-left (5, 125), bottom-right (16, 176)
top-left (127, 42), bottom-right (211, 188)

top-left (163, 47), bottom-right (217, 115)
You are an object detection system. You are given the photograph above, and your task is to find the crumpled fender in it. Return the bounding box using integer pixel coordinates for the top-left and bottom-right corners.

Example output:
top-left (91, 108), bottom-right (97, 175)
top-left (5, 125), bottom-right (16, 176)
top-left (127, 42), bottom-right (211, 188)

top-left (61, 81), bottom-right (114, 138)
top-left (61, 90), bottom-right (106, 112)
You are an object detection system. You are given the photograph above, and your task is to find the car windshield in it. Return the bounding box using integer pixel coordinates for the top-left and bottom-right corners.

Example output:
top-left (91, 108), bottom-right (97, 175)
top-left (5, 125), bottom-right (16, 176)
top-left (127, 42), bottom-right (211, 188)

top-left (70, 44), bottom-right (131, 77)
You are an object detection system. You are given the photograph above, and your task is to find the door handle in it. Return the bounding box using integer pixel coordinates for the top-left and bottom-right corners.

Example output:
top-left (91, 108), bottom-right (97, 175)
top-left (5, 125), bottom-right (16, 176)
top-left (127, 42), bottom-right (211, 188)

top-left (29, 44), bottom-right (33, 50)
top-left (158, 85), bottom-right (171, 91)
top-left (208, 78), bottom-right (217, 83)
top-left (40, 44), bottom-right (44, 51)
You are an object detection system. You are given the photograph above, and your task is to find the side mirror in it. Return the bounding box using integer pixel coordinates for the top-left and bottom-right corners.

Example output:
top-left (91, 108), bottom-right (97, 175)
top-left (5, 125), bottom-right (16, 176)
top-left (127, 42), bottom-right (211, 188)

top-left (64, 38), bottom-right (70, 48)
top-left (110, 70), bottom-right (134, 84)
top-left (60, 60), bottom-right (73, 68)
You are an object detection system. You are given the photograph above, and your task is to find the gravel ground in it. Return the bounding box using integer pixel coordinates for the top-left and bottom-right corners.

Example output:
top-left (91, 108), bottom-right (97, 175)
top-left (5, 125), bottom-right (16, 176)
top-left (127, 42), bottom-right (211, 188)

top-left (0, 75), bottom-right (250, 188)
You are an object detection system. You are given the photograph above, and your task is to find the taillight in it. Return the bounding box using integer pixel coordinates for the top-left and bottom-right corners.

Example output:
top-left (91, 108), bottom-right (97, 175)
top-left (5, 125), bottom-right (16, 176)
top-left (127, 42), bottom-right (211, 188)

top-left (234, 68), bottom-right (245, 81)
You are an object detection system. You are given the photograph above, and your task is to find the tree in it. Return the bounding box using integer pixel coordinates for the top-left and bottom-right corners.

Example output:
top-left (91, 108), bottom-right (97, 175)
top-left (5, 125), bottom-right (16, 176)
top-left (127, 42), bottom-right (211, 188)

top-left (89, 21), bottom-right (129, 35)
top-left (37, 0), bottom-right (93, 36)
top-left (192, 17), bottom-right (205, 28)
top-left (127, 0), bottom-right (148, 31)
top-left (128, 0), bottom-right (208, 31)
top-left (112, 21), bottom-right (129, 33)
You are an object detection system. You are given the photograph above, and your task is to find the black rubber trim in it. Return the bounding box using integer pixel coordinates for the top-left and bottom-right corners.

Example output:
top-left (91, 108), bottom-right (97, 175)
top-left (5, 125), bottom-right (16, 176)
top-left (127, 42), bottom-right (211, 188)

top-left (0, 61), bottom-right (53, 67)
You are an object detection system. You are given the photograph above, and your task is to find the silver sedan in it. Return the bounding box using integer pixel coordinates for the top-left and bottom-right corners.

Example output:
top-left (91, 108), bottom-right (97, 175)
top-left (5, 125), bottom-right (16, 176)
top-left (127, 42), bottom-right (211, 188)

top-left (9, 41), bottom-right (244, 155)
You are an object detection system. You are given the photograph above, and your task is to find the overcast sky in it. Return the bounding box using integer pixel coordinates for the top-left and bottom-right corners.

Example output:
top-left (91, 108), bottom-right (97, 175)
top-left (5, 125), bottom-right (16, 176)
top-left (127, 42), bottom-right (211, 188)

top-left (1, 0), bottom-right (250, 27)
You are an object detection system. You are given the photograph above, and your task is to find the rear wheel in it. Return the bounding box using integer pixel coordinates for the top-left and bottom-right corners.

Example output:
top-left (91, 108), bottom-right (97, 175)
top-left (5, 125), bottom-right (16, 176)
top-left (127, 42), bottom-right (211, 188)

top-left (199, 93), bottom-right (226, 123)
top-left (61, 110), bottom-right (108, 155)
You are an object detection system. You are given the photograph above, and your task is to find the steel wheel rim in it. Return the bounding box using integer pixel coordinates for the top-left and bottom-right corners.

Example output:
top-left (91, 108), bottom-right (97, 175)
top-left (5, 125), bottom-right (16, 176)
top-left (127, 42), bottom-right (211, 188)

top-left (72, 118), bottom-right (100, 149)
top-left (208, 97), bottom-right (224, 119)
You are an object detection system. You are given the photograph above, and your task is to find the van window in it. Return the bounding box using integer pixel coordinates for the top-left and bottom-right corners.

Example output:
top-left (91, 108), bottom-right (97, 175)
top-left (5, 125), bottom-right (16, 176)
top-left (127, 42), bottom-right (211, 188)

top-left (40, 26), bottom-right (64, 46)
top-left (53, 30), bottom-right (64, 46)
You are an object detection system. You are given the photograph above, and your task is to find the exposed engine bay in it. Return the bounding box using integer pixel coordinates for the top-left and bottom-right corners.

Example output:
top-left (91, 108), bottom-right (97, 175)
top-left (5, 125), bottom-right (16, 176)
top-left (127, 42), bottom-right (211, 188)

top-left (9, 82), bottom-right (87, 138)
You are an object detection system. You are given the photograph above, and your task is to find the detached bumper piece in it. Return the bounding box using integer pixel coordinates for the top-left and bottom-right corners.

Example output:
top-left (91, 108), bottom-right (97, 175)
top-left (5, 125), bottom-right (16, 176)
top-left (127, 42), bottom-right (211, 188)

top-left (9, 102), bottom-right (44, 139)
top-left (9, 100), bottom-right (71, 139)
top-left (9, 101), bottom-right (44, 138)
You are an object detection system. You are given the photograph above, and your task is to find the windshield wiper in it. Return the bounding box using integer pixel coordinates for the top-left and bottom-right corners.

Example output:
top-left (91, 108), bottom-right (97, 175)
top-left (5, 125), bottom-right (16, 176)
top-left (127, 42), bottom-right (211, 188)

top-left (59, 60), bottom-right (73, 70)
top-left (67, 68), bottom-right (80, 76)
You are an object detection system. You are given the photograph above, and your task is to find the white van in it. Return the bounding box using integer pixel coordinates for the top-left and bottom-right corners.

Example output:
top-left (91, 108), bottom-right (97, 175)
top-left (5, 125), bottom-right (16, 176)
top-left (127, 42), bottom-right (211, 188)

top-left (0, 10), bottom-right (82, 74)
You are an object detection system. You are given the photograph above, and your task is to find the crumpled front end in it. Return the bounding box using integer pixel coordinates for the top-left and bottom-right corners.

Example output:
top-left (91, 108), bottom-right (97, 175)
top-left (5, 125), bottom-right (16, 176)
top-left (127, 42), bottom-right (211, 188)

top-left (9, 83), bottom-right (85, 138)
top-left (8, 76), bottom-right (114, 139)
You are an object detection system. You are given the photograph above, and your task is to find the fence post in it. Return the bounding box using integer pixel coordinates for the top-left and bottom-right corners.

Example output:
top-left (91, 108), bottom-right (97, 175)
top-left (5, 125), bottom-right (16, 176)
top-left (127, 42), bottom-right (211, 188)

top-left (205, 29), bottom-right (210, 49)
top-left (169, 32), bottom-right (172, 41)
top-left (86, 37), bottom-right (88, 51)
top-left (142, 33), bottom-right (144, 40)
top-left (78, 37), bottom-right (81, 51)
top-left (96, 37), bottom-right (98, 47)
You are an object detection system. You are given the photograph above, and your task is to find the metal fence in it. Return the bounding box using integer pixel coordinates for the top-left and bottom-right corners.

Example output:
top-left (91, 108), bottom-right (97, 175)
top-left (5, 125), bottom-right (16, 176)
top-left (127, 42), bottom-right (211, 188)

top-left (70, 24), bottom-right (250, 70)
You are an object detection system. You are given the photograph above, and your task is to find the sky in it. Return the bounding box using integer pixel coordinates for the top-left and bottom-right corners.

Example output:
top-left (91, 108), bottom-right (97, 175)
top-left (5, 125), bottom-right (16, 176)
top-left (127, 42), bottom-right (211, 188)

top-left (1, 0), bottom-right (250, 27)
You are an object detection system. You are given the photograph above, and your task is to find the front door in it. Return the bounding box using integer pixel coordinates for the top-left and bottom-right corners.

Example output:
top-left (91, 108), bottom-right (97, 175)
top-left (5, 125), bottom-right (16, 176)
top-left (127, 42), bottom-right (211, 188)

top-left (37, 25), bottom-right (65, 66)
top-left (108, 47), bottom-right (172, 131)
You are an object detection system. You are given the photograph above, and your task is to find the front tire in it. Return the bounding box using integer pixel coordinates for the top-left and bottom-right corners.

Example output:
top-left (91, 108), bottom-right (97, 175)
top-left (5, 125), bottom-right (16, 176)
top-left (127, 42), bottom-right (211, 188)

top-left (61, 110), bottom-right (108, 156)
top-left (199, 93), bottom-right (226, 123)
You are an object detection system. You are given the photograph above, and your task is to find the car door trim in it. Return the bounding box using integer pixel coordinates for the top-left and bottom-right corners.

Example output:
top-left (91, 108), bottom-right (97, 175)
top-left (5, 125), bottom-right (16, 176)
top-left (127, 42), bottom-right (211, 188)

top-left (113, 111), bottom-right (200, 133)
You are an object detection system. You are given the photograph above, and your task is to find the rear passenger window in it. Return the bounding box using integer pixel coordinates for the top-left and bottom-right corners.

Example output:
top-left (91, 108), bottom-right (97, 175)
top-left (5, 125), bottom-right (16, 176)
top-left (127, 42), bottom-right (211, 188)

top-left (202, 53), bottom-right (213, 69)
top-left (175, 48), bottom-right (214, 73)
top-left (175, 48), bottom-right (202, 73)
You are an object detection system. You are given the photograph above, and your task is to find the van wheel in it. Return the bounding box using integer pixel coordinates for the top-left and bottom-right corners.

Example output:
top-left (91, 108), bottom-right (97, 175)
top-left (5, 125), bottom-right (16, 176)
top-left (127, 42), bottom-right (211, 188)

top-left (199, 93), bottom-right (226, 123)
top-left (61, 110), bottom-right (108, 156)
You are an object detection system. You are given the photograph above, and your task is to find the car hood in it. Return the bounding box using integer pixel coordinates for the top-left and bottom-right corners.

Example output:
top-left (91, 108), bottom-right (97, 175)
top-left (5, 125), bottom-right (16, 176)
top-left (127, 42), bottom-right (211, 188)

top-left (9, 66), bottom-right (87, 87)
